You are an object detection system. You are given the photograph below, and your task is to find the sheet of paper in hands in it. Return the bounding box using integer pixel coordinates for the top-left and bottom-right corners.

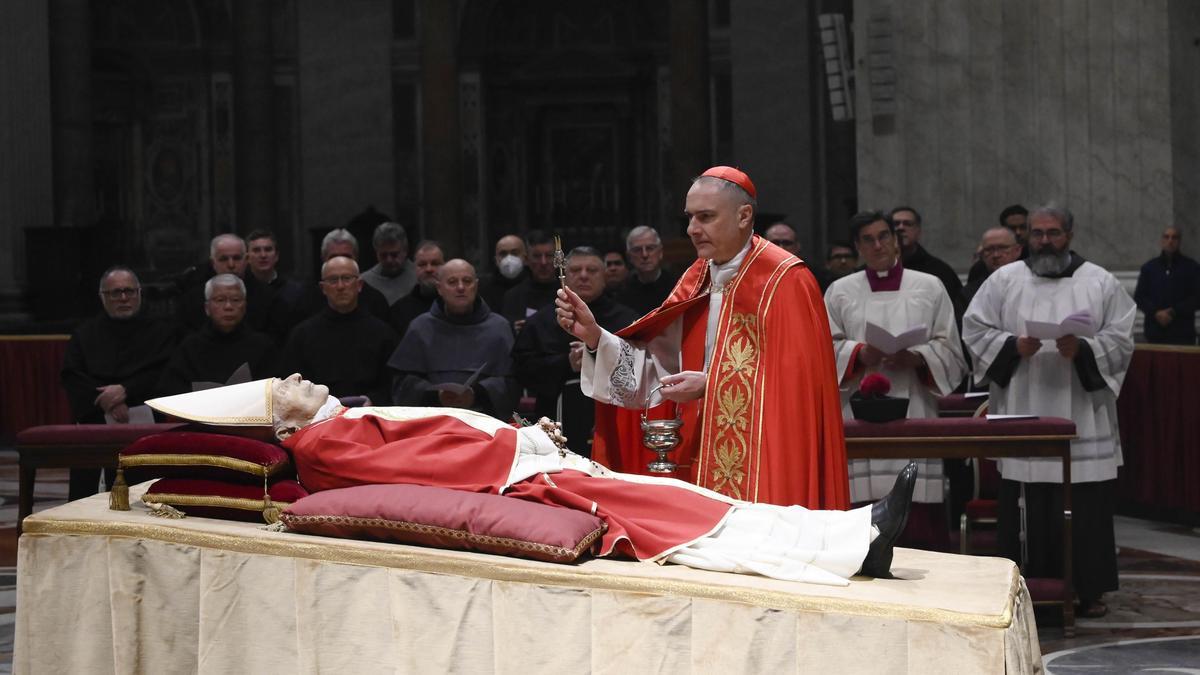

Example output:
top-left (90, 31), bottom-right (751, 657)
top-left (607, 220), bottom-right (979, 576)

top-left (1023, 311), bottom-right (1096, 340)
top-left (192, 362), bottom-right (253, 392)
top-left (432, 363), bottom-right (487, 395)
top-left (864, 321), bottom-right (929, 355)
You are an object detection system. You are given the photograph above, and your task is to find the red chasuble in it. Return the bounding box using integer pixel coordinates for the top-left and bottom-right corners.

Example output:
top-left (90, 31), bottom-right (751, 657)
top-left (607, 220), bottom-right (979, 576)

top-left (592, 235), bottom-right (850, 510)
top-left (284, 412), bottom-right (731, 560)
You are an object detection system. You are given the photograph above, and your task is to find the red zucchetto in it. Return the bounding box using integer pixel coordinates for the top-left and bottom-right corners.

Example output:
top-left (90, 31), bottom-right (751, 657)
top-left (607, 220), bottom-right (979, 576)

top-left (700, 165), bottom-right (757, 200)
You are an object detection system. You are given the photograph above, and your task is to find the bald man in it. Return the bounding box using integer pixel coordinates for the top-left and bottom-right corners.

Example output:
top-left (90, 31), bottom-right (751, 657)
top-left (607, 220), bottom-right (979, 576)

top-left (389, 258), bottom-right (516, 416)
top-left (765, 222), bottom-right (831, 291)
top-left (480, 233), bottom-right (529, 315)
top-left (280, 256), bottom-right (398, 404)
top-left (1134, 226), bottom-right (1199, 344)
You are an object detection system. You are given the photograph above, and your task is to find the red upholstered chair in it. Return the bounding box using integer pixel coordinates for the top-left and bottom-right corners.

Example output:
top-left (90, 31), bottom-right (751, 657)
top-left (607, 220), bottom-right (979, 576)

top-left (959, 401), bottom-right (998, 554)
top-left (15, 423), bottom-right (185, 534)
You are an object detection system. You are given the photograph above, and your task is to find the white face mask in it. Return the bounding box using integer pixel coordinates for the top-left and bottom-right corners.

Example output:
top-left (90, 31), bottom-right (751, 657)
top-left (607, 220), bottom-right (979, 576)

top-left (497, 254), bottom-right (524, 279)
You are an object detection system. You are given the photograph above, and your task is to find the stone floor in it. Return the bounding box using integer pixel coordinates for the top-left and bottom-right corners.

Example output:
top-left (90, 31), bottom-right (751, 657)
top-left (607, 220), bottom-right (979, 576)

top-left (1, 449), bottom-right (1198, 672)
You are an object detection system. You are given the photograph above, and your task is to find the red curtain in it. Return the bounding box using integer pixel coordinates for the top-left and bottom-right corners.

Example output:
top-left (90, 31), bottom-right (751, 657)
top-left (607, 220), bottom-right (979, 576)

top-left (1116, 346), bottom-right (1200, 516)
top-left (0, 336), bottom-right (73, 439)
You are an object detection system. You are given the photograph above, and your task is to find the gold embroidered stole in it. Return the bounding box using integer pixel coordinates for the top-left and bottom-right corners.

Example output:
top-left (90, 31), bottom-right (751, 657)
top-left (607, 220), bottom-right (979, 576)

top-left (693, 239), bottom-right (797, 501)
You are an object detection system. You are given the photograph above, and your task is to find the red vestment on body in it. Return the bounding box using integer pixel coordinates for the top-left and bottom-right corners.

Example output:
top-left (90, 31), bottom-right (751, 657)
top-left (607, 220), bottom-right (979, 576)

top-left (284, 412), bottom-right (731, 560)
top-left (591, 235), bottom-right (850, 510)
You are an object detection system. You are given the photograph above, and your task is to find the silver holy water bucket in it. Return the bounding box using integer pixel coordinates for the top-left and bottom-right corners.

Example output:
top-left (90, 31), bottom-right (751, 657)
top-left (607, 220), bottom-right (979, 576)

top-left (641, 384), bottom-right (683, 474)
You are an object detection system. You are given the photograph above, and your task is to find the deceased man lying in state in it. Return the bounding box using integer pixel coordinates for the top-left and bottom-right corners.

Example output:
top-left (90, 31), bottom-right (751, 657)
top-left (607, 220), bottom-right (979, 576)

top-left (146, 374), bottom-right (917, 585)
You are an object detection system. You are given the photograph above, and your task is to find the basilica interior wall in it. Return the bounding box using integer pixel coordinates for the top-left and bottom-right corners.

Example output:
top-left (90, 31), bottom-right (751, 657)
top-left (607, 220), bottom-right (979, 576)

top-left (853, 0), bottom-right (1188, 274)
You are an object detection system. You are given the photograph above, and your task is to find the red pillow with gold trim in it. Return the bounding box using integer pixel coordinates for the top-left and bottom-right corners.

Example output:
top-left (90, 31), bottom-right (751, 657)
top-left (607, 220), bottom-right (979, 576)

top-left (120, 431), bottom-right (292, 485)
top-left (141, 478), bottom-right (308, 523)
top-left (280, 484), bottom-right (607, 563)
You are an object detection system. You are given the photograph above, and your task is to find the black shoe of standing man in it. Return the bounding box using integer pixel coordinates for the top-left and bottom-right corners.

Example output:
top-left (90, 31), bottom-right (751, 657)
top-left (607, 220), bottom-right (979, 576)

top-left (858, 461), bottom-right (918, 579)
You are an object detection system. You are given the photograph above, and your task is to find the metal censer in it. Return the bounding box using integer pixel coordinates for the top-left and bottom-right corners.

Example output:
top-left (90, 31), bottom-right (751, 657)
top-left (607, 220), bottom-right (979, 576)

top-left (641, 384), bottom-right (683, 474)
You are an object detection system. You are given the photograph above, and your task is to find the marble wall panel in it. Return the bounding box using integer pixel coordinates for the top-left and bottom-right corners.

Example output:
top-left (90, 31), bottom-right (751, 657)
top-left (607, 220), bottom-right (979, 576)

top-left (855, 0), bottom-right (1185, 272)
top-left (297, 1), bottom-right (394, 235)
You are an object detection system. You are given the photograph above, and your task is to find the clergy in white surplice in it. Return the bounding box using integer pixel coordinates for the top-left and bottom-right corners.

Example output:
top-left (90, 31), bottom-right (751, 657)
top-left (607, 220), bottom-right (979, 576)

top-left (962, 204), bottom-right (1134, 617)
top-left (825, 212), bottom-right (967, 512)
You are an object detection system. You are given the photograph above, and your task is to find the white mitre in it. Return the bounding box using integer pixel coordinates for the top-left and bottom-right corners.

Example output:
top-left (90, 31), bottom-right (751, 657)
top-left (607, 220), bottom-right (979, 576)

top-left (146, 379), bottom-right (277, 426)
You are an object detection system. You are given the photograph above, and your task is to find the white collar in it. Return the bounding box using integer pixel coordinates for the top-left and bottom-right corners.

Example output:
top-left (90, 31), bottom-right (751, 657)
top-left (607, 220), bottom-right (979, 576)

top-left (708, 237), bottom-right (754, 293)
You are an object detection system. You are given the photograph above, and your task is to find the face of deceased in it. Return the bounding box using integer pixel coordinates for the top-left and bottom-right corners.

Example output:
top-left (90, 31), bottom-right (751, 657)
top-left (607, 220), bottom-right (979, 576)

top-left (272, 373), bottom-right (330, 438)
top-left (437, 259), bottom-right (478, 315)
top-left (685, 179), bottom-right (754, 264)
top-left (99, 270), bottom-right (142, 319)
top-left (566, 253), bottom-right (605, 304)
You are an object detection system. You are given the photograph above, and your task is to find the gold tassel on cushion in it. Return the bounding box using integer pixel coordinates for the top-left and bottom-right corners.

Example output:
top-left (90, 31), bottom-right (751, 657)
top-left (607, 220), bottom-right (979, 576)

top-left (109, 468), bottom-right (130, 511)
top-left (261, 475), bottom-right (280, 524)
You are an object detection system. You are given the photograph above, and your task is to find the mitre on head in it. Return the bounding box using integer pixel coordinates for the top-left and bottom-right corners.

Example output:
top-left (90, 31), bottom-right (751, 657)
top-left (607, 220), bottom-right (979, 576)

top-left (146, 379), bottom-right (276, 426)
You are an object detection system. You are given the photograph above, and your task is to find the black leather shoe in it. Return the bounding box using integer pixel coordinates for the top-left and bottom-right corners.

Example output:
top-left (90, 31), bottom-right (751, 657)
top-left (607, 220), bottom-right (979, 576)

top-left (859, 461), bottom-right (918, 578)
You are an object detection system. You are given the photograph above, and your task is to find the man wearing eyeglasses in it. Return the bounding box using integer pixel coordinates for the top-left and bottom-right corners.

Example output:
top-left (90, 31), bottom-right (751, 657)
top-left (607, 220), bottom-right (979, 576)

top-left (961, 227), bottom-right (1022, 306)
top-left (617, 226), bottom-right (680, 316)
top-left (61, 266), bottom-right (179, 498)
top-left (890, 206), bottom-right (965, 324)
top-left (155, 274), bottom-right (275, 396)
top-left (765, 222), bottom-right (832, 292)
top-left (825, 211), bottom-right (967, 549)
top-left (963, 204), bottom-right (1135, 618)
top-left (280, 256), bottom-right (398, 405)
top-left (177, 233), bottom-right (250, 330)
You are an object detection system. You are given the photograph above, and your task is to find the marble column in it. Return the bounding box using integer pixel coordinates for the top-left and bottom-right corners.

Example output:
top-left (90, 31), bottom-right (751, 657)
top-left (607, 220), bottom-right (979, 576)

top-left (234, 0), bottom-right (276, 233)
top-left (669, 0), bottom-right (711, 197)
top-left (49, 0), bottom-right (93, 231)
top-left (420, 0), bottom-right (461, 253)
top-left (0, 1), bottom-right (54, 322)
top-left (296, 1), bottom-right (393, 244)
top-left (730, 2), bottom-right (820, 253)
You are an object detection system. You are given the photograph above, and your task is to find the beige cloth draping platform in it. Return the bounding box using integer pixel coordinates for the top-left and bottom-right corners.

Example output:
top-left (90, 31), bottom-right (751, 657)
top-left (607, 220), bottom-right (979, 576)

top-left (16, 484), bottom-right (1043, 674)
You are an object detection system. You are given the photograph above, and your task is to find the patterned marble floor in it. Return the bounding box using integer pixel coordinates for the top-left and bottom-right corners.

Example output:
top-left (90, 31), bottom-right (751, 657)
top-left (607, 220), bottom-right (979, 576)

top-left (1, 447), bottom-right (1198, 672)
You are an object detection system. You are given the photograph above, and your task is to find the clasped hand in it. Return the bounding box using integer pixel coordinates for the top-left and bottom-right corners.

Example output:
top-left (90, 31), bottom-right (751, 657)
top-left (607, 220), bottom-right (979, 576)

top-left (1017, 335), bottom-right (1080, 359)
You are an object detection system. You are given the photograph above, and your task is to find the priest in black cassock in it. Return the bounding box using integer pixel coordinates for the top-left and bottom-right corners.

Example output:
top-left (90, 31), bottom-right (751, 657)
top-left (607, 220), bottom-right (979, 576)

top-left (387, 240), bottom-right (445, 339)
top-left (243, 230), bottom-right (308, 345)
top-left (389, 259), bottom-right (516, 418)
top-left (512, 247), bottom-right (637, 456)
top-left (156, 275), bottom-right (275, 396)
top-left (61, 266), bottom-right (178, 498)
top-left (500, 230), bottom-right (560, 333)
top-left (280, 256), bottom-right (398, 405)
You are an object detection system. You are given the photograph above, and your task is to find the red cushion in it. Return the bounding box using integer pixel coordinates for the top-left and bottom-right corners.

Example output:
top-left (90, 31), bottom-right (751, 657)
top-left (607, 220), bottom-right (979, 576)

top-left (843, 416), bottom-right (1076, 438)
top-left (936, 394), bottom-right (988, 414)
top-left (281, 484), bottom-right (607, 563)
top-left (964, 499), bottom-right (998, 520)
top-left (143, 478), bottom-right (308, 523)
top-left (16, 423), bottom-right (185, 446)
top-left (120, 431), bottom-right (292, 484)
